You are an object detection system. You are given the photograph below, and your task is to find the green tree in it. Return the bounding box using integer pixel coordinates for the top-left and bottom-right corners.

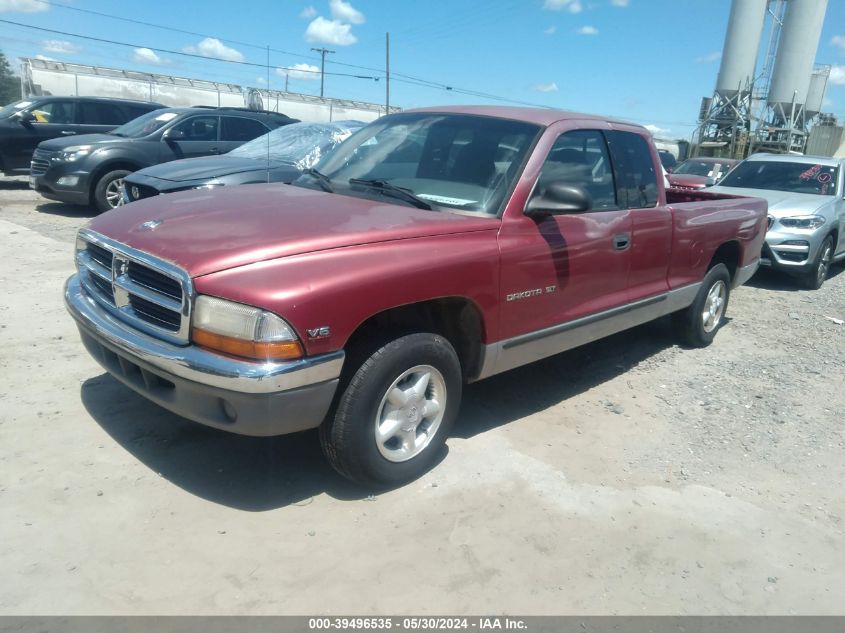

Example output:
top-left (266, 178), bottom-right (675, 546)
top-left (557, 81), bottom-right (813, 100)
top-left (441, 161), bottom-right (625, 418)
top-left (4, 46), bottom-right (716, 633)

top-left (0, 51), bottom-right (21, 107)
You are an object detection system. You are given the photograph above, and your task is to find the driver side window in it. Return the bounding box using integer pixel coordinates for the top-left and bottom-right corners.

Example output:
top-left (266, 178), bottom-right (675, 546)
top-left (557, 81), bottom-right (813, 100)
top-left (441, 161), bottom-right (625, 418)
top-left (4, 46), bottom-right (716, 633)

top-left (535, 130), bottom-right (617, 210)
top-left (30, 101), bottom-right (77, 125)
top-left (170, 116), bottom-right (219, 141)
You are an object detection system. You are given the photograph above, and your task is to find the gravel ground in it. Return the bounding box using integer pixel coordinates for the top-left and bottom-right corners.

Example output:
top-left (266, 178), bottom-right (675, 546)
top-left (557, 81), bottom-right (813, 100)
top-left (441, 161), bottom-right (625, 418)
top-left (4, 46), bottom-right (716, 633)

top-left (1, 176), bottom-right (843, 615)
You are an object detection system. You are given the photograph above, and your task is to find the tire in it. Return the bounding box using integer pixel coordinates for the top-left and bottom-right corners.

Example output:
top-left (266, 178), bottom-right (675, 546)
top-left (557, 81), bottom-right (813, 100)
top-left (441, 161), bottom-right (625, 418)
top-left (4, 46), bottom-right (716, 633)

top-left (673, 263), bottom-right (731, 348)
top-left (800, 235), bottom-right (833, 291)
top-left (320, 333), bottom-right (462, 486)
top-left (93, 169), bottom-right (131, 213)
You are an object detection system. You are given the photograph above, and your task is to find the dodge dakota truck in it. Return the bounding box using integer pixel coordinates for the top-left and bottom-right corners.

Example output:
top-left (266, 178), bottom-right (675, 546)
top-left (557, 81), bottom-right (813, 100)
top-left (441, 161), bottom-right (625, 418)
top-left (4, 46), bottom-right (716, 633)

top-left (65, 106), bottom-right (767, 486)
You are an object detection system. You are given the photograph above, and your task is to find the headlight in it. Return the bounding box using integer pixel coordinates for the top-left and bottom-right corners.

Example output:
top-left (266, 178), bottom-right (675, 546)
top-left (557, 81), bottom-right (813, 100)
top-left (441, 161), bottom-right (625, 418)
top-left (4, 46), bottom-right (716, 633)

top-left (779, 215), bottom-right (826, 229)
top-left (55, 145), bottom-right (92, 162)
top-left (191, 295), bottom-right (303, 361)
top-left (192, 183), bottom-right (223, 190)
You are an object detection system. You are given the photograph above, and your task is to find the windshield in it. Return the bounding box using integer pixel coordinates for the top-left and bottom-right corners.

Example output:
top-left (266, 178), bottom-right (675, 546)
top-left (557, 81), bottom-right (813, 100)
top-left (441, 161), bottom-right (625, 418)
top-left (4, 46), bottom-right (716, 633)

top-left (299, 112), bottom-right (541, 215)
top-left (675, 159), bottom-right (732, 178)
top-left (230, 120), bottom-right (363, 169)
top-left (0, 99), bottom-right (35, 119)
top-left (109, 109), bottom-right (176, 138)
top-left (719, 160), bottom-right (839, 196)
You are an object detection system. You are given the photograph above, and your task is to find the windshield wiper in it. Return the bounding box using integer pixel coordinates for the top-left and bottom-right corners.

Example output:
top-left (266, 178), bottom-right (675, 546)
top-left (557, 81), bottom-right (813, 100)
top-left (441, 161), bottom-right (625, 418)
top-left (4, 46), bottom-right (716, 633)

top-left (348, 178), bottom-right (434, 210)
top-left (304, 167), bottom-right (334, 193)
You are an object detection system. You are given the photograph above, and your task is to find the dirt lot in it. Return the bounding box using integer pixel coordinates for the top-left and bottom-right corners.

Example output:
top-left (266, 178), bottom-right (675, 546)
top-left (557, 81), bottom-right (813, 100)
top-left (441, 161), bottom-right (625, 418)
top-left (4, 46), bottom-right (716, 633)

top-left (1, 176), bottom-right (843, 615)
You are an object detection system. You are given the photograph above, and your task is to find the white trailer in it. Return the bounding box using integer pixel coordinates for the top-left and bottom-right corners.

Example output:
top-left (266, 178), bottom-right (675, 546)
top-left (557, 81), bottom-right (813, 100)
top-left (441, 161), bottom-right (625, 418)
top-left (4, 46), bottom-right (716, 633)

top-left (19, 57), bottom-right (397, 123)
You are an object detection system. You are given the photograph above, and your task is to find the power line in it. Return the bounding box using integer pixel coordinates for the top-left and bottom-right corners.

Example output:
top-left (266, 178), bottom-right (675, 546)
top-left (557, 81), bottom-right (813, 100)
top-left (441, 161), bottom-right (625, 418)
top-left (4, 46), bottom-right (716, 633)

top-left (0, 18), bottom-right (380, 81)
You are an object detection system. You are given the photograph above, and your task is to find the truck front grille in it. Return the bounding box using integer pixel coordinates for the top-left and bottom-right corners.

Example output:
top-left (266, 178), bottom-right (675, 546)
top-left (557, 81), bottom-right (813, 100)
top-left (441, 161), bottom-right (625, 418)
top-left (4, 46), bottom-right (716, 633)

top-left (75, 231), bottom-right (193, 344)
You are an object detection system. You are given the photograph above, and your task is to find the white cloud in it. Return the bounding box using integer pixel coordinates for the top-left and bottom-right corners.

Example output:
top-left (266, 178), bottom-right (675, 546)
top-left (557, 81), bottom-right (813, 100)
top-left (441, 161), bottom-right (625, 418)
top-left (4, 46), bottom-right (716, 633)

top-left (544, 26), bottom-right (557, 35)
top-left (35, 54), bottom-right (55, 61)
top-left (41, 40), bottom-right (80, 54)
top-left (822, 97), bottom-right (833, 108)
top-left (645, 123), bottom-right (671, 136)
top-left (829, 65), bottom-right (845, 86)
top-left (0, 0), bottom-right (47, 13)
top-left (256, 76), bottom-right (266, 84)
top-left (132, 47), bottom-right (168, 66)
top-left (304, 16), bottom-right (357, 46)
top-left (300, 5), bottom-right (317, 18)
top-left (696, 51), bottom-right (722, 63)
top-left (577, 25), bottom-right (598, 35)
top-left (329, 0), bottom-right (364, 24)
top-left (832, 35), bottom-right (845, 53)
top-left (183, 37), bottom-right (245, 63)
top-left (543, 0), bottom-right (582, 13)
top-left (611, 0), bottom-right (629, 6)
top-left (533, 82), bottom-right (559, 93)
top-left (276, 62), bottom-right (321, 81)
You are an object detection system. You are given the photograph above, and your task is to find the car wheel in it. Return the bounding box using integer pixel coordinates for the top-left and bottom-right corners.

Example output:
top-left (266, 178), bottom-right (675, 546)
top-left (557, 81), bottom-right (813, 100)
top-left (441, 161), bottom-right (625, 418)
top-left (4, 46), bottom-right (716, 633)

top-left (800, 236), bottom-right (833, 290)
top-left (673, 263), bottom-right (731, 348)
top-left (93, 169), bottom-right (131, 213)
top-left (320, 333), bottom-right (462, 486)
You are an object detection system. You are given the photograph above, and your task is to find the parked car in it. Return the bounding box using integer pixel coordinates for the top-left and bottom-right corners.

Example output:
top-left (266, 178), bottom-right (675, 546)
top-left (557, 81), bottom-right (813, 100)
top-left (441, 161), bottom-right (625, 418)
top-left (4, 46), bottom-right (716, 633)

top-left (668, 157), bottom-right (739, 189)
top-left (709, 153), bottom-right (845, 289)
top-left (65, 106), bottom-right (767, 486)
top-left (30, 106), bottom-right (298, 212)
top-left (121, 120), bottom-right (363, 203)
top-left (0, 96), bottom-right (163, 177)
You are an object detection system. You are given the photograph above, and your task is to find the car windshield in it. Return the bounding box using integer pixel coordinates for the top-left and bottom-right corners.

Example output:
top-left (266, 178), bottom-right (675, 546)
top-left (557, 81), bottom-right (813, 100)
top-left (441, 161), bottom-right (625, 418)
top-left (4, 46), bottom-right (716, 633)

top-left (719, 160), bottom-right (839, 196)
top-left (0, 99), bottom-right (36, 119)
top-left (298, 112), bottom-right (542, 215)
top-left (109, 109), bottom-right (176, 138)
top-left (230, 120), bottom-right (364, 169)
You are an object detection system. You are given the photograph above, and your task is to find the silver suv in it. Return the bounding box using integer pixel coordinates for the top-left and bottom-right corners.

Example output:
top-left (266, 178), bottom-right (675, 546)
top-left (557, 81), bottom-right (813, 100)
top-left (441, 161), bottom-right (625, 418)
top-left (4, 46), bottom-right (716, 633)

top-left (709, 153), bottom-right (845, 289)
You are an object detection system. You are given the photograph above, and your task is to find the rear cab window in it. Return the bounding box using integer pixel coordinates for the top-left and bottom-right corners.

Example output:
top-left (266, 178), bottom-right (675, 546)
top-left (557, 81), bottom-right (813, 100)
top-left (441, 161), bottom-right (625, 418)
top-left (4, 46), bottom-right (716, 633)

top-left (606, 130), bottom-right (658, 208)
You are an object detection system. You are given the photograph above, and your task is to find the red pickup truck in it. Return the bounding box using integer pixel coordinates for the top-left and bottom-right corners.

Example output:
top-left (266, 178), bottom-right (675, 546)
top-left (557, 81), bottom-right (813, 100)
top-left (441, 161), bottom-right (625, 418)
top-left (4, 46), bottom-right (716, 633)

top-left (65, 106), bottom-right (767, 485)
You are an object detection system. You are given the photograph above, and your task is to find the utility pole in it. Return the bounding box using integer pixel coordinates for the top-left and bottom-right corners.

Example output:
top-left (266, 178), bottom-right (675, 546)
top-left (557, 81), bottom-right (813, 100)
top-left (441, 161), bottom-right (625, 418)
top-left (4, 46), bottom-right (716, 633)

top-left (385, 32), bottom-right (390, 113)
top-left (311, 47), bottom-right (335, 98)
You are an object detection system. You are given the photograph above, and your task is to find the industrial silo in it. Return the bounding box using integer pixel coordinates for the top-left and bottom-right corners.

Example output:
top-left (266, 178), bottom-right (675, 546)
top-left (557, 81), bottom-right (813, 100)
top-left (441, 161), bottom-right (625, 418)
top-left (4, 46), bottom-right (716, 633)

top-left (804, 66), bottom-right (831, 119)
top-left (767, 0), bottom-right (829, 118)
top-left (715, 0), bottom-right (768, 96)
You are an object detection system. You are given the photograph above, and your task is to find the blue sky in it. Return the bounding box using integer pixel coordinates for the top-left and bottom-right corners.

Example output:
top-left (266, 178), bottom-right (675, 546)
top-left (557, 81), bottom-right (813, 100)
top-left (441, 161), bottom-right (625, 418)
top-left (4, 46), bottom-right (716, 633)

top-left (1, 0), bottom-right (844, 140)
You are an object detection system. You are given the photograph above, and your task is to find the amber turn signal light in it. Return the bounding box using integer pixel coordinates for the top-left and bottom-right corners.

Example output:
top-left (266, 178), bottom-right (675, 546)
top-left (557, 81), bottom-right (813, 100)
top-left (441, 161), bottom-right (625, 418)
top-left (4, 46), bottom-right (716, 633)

top-left (193, 328), bottom-right (303, 361)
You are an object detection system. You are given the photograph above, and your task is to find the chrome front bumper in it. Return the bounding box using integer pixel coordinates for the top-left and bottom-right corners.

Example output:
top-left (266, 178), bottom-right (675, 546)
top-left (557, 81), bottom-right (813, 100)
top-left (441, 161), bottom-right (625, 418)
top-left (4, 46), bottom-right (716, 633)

top-left (65, 274), bottom-right (343, 436)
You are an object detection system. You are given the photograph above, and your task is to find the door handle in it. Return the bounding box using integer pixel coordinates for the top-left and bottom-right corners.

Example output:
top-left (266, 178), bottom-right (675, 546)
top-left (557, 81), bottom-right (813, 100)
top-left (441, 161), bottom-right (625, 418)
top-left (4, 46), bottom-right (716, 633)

top-left (61, 130), bottom-right (76, 135)
top-left (209, 147), bottom-right (219, 153)
top-left (612, 233), bottom-right (631, 250)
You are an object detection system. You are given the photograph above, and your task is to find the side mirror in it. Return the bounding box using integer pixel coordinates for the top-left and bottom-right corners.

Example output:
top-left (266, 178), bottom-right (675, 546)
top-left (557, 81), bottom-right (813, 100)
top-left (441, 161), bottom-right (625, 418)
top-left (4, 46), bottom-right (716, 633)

top-left (13, 110), bottom-right (35, 124)
top-left (525, 182), bottom-right (592, 217)
top-left (163, 128), bottom-right (186, 141)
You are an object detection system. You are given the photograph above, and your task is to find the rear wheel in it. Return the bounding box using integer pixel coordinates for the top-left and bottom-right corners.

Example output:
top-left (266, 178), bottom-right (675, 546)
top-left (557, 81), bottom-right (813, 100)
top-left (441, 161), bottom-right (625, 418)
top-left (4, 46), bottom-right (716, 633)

top-left (320, 333), bottom-right (461, 486)
top-left (93, 169), bottom-right (130, 213)
top-left (800, 236), bottom-right (833, 290)
top-left (673, 263), bottom-right (731, 348)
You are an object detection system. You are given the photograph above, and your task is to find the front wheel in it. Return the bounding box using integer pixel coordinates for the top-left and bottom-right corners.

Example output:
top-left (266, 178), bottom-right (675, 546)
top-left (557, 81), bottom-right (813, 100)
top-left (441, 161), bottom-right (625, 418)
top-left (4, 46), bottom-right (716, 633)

top-left (93, 169), bottom-right (131, 213)
top-left (800, 236), bottom-right (833, 290)
top-left (320, 333), bottom-right (462, 486)
top-left (673, 263), bottom-right (731, 348)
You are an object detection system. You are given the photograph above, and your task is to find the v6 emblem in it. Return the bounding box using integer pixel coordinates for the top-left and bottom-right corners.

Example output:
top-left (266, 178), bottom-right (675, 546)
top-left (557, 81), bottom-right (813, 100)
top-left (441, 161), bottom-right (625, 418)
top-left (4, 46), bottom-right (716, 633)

top-left (307, 326), bottom-right (331, 339)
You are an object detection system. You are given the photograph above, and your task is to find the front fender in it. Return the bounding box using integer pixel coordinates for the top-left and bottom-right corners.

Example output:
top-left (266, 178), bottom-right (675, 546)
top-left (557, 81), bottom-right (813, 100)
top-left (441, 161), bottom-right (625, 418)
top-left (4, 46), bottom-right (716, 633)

top-left (192, 231), bottom-right (501, 356)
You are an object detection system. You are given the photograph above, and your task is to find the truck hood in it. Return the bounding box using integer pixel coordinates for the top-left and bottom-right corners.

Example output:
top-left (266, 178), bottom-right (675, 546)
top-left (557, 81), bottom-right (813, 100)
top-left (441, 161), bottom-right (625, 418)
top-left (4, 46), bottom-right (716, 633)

top-left (39, 133), bottom-right (123, 151)
top-left (86, 183), bottom-right (500, 278)
top-left (134, 156), bottom-right (279, 182)
top-left (707, 186), bottom-right (832, 218)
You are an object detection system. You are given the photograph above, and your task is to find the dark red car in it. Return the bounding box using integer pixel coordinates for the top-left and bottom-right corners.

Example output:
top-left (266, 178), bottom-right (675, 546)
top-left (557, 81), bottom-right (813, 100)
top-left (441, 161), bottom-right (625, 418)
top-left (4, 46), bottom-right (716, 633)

top-left (669, 157), bottom-right (739, 190)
